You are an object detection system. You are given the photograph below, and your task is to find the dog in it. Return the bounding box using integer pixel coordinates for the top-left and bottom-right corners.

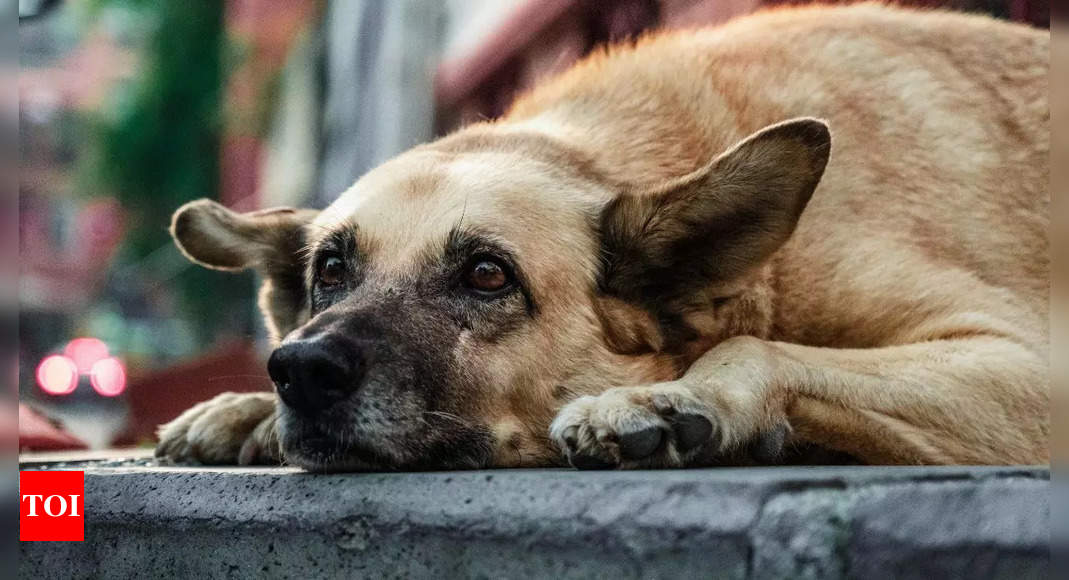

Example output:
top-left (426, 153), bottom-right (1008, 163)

top-left (155, 3), bottom-right (1048, 471)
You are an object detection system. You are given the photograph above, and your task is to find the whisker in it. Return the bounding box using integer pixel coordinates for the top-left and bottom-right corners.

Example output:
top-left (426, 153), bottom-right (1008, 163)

top-left (206, 375), bottom-right (273, 383)
top-left (423, 410), bottom-right (474, 429)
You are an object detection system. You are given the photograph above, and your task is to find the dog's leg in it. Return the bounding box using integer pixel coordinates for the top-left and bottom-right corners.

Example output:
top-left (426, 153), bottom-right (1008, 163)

top-left (155, 392), bottom-right (281, 465)
top-left (550, 335), bottom-right (1047, 468)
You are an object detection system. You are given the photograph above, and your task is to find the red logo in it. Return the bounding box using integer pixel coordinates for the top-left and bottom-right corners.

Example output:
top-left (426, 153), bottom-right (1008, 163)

top-left (20, 471), bottom-right (84, 541)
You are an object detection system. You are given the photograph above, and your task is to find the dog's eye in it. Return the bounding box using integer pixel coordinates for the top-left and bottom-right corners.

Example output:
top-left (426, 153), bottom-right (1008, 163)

top-left (316, 256), bottom-right (346, 286)
top-left (465, 258), bottom-right (510, 294)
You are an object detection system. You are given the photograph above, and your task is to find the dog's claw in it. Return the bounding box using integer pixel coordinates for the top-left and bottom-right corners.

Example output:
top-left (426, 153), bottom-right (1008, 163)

top-left (561, 426), bottom-right (579, 452)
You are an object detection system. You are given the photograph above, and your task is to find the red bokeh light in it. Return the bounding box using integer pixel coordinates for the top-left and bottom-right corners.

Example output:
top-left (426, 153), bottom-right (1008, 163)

top-left (64, 337), bottom-right (110, 374)
top-left (89, 357), bottom-right (127, 397)
top-left (36, 355), bottom-right (79, 396)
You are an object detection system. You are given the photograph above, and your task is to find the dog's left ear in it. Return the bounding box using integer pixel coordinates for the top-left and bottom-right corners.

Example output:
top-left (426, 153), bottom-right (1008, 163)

top-left (599, 118), bottom-right (830, 308)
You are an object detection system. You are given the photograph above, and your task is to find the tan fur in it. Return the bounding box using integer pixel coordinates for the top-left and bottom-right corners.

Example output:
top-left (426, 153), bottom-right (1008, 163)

top-left (157, 4), bottom-right (1048, 468)
top-left (156, 392), bottom-right (279, 465)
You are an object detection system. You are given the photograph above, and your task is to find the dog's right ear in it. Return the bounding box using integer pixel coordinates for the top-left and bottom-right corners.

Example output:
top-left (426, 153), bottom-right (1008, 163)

top-left (170, 199), bottom-right (318, 272)
top-left (171, 199), bottom-right (320, 341)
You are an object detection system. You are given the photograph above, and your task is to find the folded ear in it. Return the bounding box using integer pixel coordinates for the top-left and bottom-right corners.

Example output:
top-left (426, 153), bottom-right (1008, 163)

top-left (170, 199), bottom-right (320, 341)
top-left (170, 199), bottom-right (318, 272)
top-left (599, 118), bottom-right (831, 306)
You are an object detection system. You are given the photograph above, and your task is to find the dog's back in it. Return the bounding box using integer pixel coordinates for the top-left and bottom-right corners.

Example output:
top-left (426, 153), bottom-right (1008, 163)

top-left (506, 2), bottom-right (1048, 352)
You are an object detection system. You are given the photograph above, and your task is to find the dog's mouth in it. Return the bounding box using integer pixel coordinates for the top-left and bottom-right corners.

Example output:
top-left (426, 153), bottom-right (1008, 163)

top-left (278, 413), bottom-right (496, 472)
top-left (285, 434), bottom-right (392, 473)
top-left (279, 421), bottom-right (397, 472)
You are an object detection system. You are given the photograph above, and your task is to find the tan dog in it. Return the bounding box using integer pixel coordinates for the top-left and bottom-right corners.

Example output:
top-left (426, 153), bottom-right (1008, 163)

top-left (156, 3), bottom-right (1048, 470)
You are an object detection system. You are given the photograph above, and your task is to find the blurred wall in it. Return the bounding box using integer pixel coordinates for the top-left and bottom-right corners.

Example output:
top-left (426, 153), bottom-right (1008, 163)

top-left (314, 0), bottom-right (530, 207)
top-left (442, 0), bottom-right (528, 61)
top-left (315, 0), bottom-right (445, 206)
top-left (434, 0), bottom-right (1048, 133)
top-left (298, 0), bottom-right (1051, 206)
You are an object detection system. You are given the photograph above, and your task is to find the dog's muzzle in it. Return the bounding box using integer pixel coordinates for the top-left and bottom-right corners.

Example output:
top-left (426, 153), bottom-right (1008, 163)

top-left (266, 316), bottom-right (495, 471)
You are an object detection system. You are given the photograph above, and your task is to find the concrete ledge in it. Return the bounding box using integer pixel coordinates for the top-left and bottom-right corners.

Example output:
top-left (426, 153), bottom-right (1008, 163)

top-left (19, 461), bottom-right (1048, 579)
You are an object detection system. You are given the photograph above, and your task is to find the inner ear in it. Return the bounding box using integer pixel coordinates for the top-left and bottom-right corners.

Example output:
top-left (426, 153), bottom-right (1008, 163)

top-left (170, 199), bottom-right (318, 271)
top-left (599, 117), bottom-right (831, 308)
top-left (594, 296), bottom-right (665, 355)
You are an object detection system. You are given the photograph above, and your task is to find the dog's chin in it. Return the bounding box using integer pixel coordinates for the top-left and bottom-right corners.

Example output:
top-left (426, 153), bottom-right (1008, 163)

top-left (285, 442), bottom-right (386, 473)
top-left (280, 431), bottom-right (399, 473)
top-left (279, 419), bottom-right (496, 473)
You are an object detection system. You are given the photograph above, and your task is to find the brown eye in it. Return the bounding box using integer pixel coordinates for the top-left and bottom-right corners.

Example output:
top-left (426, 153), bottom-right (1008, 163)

top-left (316, 256), bottom-right (345, 286)
top-left (466, 259), bottom-right (509, 294)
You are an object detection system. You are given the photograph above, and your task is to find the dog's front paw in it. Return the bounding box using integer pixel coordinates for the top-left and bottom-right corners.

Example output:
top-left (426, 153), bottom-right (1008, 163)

top-left (549, 384), bottom-right (790, 469)
top-left (155, 392), bottom-right (280, 466)
top-left (550, 385), bottom-right (719, 469)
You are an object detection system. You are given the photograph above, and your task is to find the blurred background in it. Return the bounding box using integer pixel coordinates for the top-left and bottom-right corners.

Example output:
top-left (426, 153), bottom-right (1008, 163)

top-left (16, 0), bottom-right (1050, 452)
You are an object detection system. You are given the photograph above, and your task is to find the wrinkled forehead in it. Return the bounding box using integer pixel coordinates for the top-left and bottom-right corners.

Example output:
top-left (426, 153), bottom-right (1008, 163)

top-left (311, 149), bottom-right (605, 274)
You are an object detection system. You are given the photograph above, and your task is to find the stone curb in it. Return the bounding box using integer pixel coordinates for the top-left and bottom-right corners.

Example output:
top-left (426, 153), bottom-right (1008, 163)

top-left (19, 463), bottom-right (1048, 579)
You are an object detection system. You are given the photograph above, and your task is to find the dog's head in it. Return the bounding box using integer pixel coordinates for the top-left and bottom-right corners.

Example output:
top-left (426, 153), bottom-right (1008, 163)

top-left (170, 118), bottom-right (829, 471)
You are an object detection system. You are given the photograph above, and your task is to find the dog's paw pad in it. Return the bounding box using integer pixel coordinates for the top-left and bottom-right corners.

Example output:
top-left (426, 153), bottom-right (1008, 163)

top-left (670, 413), bottom-right (716, 452)
top-left (618, 426), bottom-right (664, 460)
top-left (748, 423), bottom-right (789, 464)
top-left (570, 451), bottom-right (618, 470)
top-left (652, 393), bottom-right (717, 453)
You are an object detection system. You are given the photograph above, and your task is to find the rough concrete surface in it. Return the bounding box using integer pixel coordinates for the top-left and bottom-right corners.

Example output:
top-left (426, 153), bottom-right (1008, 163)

top-left (18, 461), bottom-right (1048, 579)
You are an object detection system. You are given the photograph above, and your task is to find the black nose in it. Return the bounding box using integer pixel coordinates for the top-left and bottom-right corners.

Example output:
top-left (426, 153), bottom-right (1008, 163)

top-left (267, 337), bottom-right (364, 415)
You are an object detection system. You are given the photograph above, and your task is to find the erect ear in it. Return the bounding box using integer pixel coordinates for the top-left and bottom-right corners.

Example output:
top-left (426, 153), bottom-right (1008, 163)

top-left (170, 199), bottom-right (318, 272)
top-left (599, 118), bottom-right (830, 307)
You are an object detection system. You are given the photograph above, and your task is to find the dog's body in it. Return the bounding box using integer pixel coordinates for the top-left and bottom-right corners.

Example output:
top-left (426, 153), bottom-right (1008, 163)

top-left (157, 4), bottom-right (1048, 470)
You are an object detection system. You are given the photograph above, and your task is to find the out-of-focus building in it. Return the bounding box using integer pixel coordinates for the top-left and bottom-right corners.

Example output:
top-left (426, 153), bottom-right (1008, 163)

top-left (433, 0), bottom-right (1049, 133)
top-left (18, 0), bottom-right (319, 448)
